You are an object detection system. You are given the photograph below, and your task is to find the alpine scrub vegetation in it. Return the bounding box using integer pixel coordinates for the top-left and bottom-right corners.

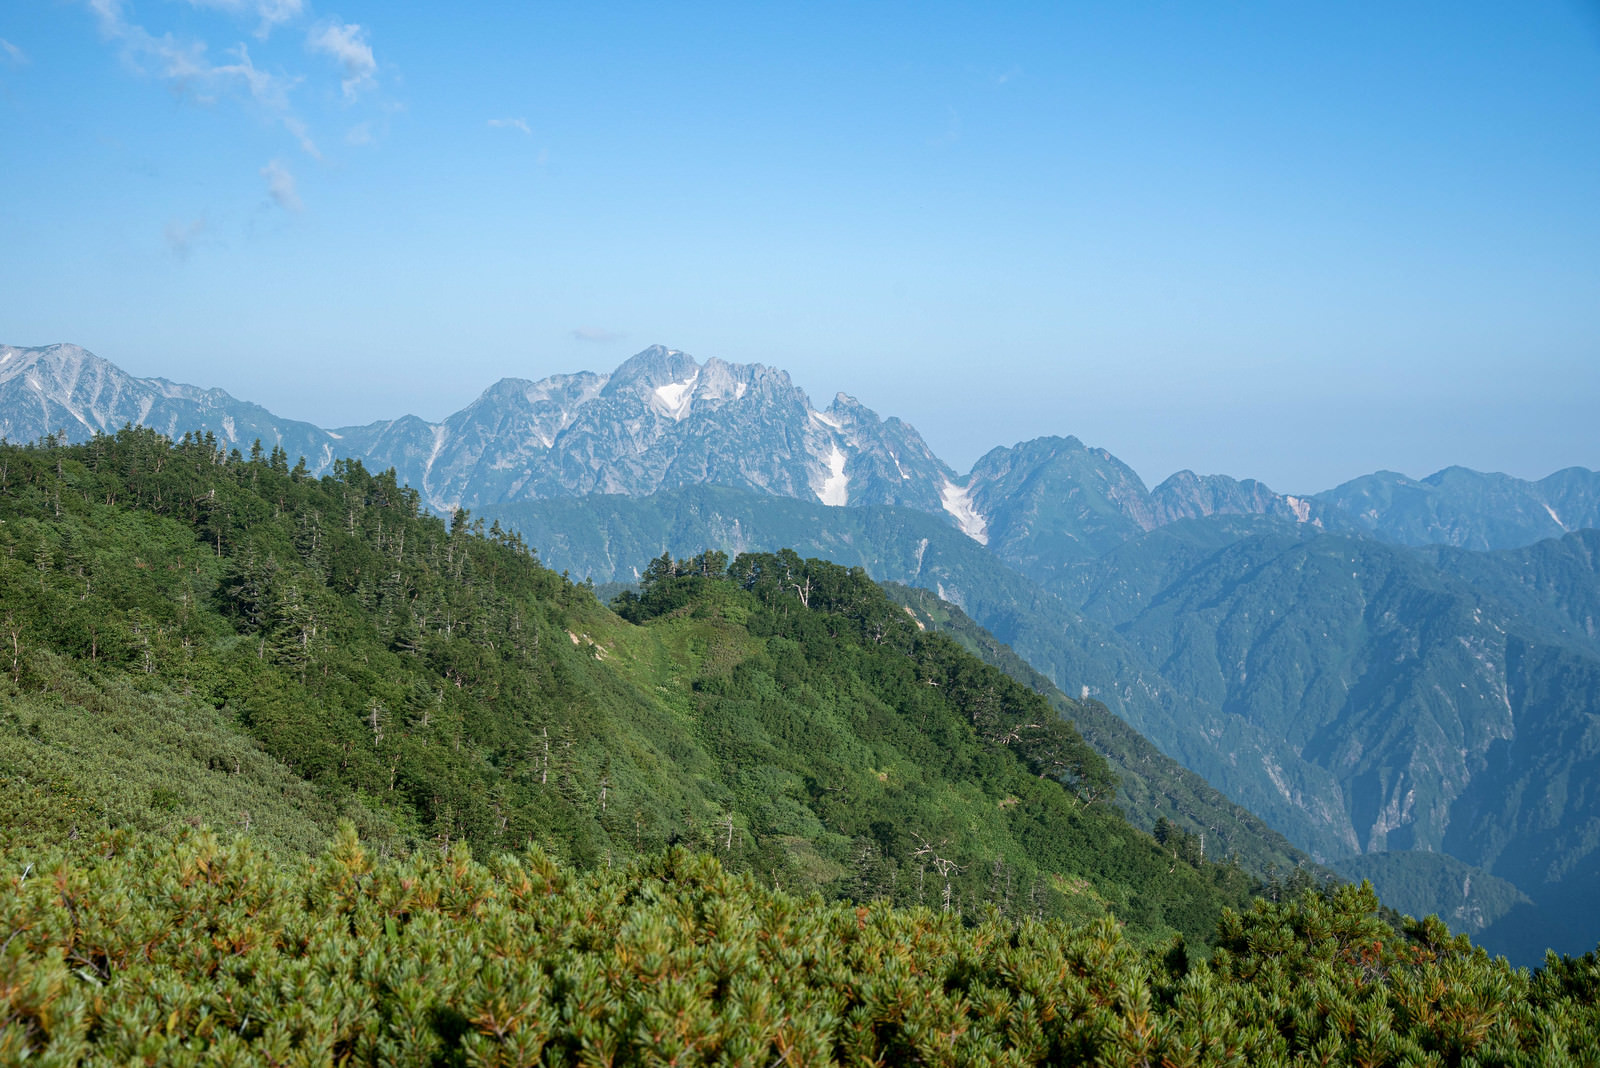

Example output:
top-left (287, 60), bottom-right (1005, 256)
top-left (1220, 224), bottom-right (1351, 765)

top-left (4, 827), bottom-right (1598, 1065)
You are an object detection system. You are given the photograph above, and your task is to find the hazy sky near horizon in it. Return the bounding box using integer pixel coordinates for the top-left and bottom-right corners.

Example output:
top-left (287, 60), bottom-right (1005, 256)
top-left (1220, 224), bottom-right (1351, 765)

top-left (2, 2), bottom-right (1597, 493)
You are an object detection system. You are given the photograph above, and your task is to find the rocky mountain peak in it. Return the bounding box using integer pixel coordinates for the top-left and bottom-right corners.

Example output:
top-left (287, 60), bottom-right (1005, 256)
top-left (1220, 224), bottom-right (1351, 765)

top-left (1, 343), bottom-right (102, 390)
top-left (0, 343), bottom-right (52, 383)
top-left (606, 345), bottom-right (699, 391)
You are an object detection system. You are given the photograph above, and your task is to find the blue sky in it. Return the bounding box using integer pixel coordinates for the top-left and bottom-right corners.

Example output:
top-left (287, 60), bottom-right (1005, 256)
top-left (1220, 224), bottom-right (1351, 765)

top-left (2, 2), bottom-right (1597, 493)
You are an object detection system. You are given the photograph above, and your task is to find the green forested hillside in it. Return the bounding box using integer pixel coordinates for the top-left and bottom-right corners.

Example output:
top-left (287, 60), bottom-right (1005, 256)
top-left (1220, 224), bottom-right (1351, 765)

top-left (882, 582), bottom-right (1313, 881)
top-left (490, 485), bottom-right (1312, 882)
top-left (1334, 851), bottom-right (1531, 935)
top-left (1050, 520), bottom-right (1600, 962)
top-left (482, 477), bottom-right (1600, 962)
top-left (0, 428), bottom-right (1255, 948)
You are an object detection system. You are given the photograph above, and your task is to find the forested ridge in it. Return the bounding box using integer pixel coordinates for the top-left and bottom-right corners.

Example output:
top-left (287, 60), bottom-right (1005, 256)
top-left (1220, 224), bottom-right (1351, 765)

top-left (5, 428), bottom-right (1599, 1064)
top-left (2, 428), bottom-right (1250, 940)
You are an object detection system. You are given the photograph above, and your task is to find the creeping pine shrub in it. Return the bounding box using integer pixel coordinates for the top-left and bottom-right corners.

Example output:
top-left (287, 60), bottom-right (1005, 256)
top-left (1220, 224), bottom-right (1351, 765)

top-left (4, 826), bottom-right (1599, 1066)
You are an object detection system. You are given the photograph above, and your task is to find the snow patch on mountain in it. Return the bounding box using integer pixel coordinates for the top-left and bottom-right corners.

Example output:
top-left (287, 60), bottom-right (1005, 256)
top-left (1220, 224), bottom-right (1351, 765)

top-left (818, 445), bottom-right (849, 506)
top-left (812, 410), bottom-right (843, 431)
top-left (426, 425), bottom-right (450, 486)
top-left (652, 371), bottom-right (700, 420)
top-left (1285, 495), bottom-right (1312, 524)
top-left (940, 479), bottom-right (989, 544)
top-left (1543, 502), bottom-right (1567, 530)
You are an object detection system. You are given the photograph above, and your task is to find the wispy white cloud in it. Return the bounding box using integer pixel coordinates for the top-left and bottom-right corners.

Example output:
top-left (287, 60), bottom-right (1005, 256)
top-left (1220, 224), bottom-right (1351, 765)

top-left (307, 20), bottom-right (375, 98)
top-left (283, 114), bottom-right (320, 158)
top-left (85, 0), bottom-right (318, 156)
top-left (573, 328), bottom-right (626, 343)
top-left (260, 159), bottom-right (301, 211)
top-left (488, 117), bottom-right (532, 135)
top-left (0, 38), bottom-right (28, 65)
top-left (210, 43), bottom-right (295, 110)
top-left (183, 0), bottom-right (305, 39)
top-left (89, 0), bottom-right (206, 79)
top-left (164, 216), bottom-right (208, 260)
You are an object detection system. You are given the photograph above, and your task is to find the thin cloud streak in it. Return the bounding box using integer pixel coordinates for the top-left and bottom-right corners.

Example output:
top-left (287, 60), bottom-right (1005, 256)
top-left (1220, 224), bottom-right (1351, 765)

top-left (183, 0), bottom-right (305, 39)
top-left (0, 39), bottom-right (28, 65)
top-left (85, 0), bottom-right (318, 157)
top-left (283, 115), bottom-right (320, 158)
top-left (307, 21), bottom-right (376, 98)
top-left (488, 117), bottom-right (532, 135)
top-left (260, 159), bottom-right (301, 211)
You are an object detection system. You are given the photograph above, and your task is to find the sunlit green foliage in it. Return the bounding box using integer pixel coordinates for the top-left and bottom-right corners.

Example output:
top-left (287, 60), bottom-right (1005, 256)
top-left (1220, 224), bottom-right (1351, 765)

top-left (3, 828), bottom-right (1597, 1066)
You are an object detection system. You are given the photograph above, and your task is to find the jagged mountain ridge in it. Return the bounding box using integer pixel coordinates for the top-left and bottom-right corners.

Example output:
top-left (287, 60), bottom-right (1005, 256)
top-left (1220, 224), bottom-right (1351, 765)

top-left (332, 345), bottom-right (957, 514)
top-left (1316, 467), bottom-right (1600, 550)
top-left (10, 341), bottom-right (1596, 555)
top-left (963, 436), bottom-right (1343, 576)
top-left (2, 342), bottom-right (963, 518)
top-left (2, 340), bottom-right (1412, 549)
top-left (7, 342), bottom-right (1597, 554)
top-left (0, 343), bottom-right (344, 469)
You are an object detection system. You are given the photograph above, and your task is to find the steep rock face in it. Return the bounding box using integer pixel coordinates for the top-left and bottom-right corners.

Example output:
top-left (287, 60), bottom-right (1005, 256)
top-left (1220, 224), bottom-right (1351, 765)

top-left (0, 344), bottom-right (339, 464)
top-left (336, 371), bottom-right (613, 510)
top-left (813, 392), bottom-right (954, 512)
top-left (335, 346), bottom-right (954, 514)
top-left (8, 340), bottom-right (1598, 556)
top-left (0, 343), bottom-right (959, 518)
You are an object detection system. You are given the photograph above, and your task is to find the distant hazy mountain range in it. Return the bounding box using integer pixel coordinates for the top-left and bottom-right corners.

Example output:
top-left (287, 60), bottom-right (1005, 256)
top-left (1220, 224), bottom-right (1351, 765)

top-left (7, 342), bottom-right (1596, 552)
top-left (6, 339), bottom-right (1600, 962)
